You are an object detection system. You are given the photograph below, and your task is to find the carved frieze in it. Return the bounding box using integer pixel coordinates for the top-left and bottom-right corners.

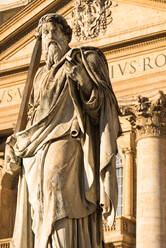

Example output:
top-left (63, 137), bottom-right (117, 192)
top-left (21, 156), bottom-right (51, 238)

top-left (120, 91), bottom-right (166, 139)
top-left (72, 0), bottom-right (117, 40)
top-left (149, 0), bottom-right (166, 3)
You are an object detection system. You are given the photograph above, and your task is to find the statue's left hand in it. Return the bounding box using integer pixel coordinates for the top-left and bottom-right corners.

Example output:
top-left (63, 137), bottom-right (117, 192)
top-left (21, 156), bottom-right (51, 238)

top-left (65, 54), bottom-right (93, 97)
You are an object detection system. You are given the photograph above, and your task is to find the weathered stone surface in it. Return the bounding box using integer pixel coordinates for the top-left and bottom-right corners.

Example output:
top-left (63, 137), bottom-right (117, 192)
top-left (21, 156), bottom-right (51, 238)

top-left (5, 13), bottom-right (121, 248)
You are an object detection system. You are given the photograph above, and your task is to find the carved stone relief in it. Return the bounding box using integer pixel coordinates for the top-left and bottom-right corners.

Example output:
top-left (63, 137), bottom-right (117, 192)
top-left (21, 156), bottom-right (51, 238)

top-left (72, 0), bottom-right (117, 40)
top-left (0, 240), bottom-right (10, 248)
top-left (103, 216), bottom-right (136, 236)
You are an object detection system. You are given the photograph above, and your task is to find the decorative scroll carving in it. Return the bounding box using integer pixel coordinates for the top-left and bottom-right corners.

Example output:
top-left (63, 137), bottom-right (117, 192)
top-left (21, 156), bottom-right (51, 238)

top-left (0, 243), bottom-right (10, 248)
top-left (72, 0), bottom-right (117, 40)
top-left (120, 91), bottom-right (166, 139)
top-left (103, 216), bottom-right (136, 236)
top-left (0, 239), bottom-right (11, 248)
top-left (103, 217), bottom-right (136, 247)
top-left (103, 219), bottom-right (117, 232)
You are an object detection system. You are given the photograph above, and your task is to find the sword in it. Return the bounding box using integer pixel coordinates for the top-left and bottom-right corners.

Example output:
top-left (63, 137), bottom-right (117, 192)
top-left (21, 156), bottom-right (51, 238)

top-left (4, 36), bottom-right (41, 175)
top-left (15, 36), bottom-right (41, 133)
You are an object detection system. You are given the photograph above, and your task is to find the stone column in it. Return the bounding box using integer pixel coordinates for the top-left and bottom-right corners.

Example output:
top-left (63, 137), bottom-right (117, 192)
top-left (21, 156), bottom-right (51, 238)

top-left (122, 148), bottom-right (134, 219)
top-left (133, 93), bottom-right (166, 248)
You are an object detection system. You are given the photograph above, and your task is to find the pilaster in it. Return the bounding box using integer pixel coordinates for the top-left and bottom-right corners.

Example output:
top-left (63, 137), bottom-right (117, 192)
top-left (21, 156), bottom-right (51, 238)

top-left (122, 148), bottom-right (134, 219)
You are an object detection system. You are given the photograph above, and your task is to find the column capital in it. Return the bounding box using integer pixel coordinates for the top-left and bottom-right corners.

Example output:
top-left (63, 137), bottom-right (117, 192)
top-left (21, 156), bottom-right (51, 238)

top-left (120, 91), bottom-right (166, 140)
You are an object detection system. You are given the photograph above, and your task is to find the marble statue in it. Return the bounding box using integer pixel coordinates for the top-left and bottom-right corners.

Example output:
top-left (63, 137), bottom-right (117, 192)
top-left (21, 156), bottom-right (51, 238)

top-left (5, 13), bottom-right (121, 248)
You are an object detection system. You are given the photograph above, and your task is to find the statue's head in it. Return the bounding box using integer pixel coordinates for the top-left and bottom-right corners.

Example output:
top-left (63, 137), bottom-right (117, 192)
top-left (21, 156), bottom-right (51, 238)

top-left (36, 13), bottom-right (72, 69)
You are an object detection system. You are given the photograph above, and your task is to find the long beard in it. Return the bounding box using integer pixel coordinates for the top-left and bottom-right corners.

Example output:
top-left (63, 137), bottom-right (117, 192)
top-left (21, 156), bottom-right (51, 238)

top-left (46, 43), bottom-right (61, 70)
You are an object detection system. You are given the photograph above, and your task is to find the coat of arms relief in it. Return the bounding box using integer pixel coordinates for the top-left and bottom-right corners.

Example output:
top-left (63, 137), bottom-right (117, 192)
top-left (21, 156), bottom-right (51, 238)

top-left (72, 0), bottom-right (117, 40)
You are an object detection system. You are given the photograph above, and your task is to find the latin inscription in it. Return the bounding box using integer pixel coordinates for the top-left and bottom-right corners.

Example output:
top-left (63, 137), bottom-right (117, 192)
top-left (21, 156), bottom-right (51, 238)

top-left (109, 51), bottom-right (166, 81)
top-left (0, 85), bottom-right (24, 106)
top-left (1, 50), bottom-right (166, 106)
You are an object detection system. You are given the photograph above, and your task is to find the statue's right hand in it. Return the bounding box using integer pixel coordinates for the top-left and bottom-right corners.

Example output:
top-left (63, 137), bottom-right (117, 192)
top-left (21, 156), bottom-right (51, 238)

top-left (4, 136), bottom-right (21, 175)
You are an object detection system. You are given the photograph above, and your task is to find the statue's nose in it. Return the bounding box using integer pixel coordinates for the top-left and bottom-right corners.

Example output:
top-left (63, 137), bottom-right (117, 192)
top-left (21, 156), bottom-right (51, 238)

top-left (47, 30), bottom-right (54, 40)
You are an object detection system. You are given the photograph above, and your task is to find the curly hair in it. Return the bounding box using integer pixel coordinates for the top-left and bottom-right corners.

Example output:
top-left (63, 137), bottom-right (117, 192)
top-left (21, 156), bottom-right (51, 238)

top-left (35, 13), bottom-right (72, 43)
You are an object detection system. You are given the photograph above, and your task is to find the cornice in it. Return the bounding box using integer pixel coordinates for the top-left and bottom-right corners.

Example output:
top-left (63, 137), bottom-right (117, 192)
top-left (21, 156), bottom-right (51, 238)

top-left (0, 0), bottom-right (72, 48)
top-left (105, 35), bottom-right (166, 61)
top-left (0, 29), bottom-right (34, 61)
top-left (0, 0), bottom-right (29, 12)
top-left (116, 0), bottom-right (166, 11)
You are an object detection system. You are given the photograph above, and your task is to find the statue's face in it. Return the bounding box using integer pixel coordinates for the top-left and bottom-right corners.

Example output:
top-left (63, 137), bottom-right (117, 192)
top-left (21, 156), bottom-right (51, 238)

top-left (42, 21), bottom-right (68, 69)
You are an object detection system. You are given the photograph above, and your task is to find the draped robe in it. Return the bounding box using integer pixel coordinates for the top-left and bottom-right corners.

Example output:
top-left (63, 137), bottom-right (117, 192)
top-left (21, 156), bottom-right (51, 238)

top-left (10, 47), bottom-right (121, 248)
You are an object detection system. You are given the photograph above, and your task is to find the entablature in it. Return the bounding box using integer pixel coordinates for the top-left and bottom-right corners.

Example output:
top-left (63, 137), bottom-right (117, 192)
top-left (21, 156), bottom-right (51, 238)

top-left (1, 0), bottom-right (166, 53)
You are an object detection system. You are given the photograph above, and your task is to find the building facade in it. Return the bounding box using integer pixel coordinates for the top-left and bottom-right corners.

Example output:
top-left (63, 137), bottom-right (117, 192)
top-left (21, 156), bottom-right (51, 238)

top-left (1, 0), bottom-right (166, 247)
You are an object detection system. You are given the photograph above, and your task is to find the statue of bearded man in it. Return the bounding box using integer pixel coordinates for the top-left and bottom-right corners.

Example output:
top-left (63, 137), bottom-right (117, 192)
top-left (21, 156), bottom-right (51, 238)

top-left (6, 13), bottom-right (121, 248)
